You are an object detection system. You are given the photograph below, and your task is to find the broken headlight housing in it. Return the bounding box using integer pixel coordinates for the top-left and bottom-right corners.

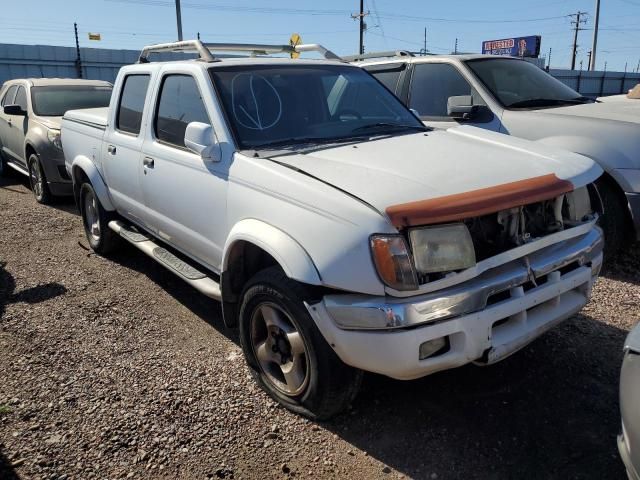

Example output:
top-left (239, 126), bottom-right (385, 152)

top-left (408, 223), bottom-right (476, 274)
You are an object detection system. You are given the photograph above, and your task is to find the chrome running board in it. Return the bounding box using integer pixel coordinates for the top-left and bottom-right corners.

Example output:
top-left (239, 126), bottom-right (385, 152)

top-left (108, 220), bottom-right (221, 300)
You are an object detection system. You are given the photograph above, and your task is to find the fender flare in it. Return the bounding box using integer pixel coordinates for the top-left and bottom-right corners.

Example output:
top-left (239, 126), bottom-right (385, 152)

top-left (222, 219), bottom-right (322, 286)
top-left (71, 156), bottom-right (116, 211)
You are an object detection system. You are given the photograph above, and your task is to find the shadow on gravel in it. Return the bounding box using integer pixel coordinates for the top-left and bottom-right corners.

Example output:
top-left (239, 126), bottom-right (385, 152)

top-left (0, 446), bottom-right (19, 480)
top-left (0, 262), bottom-right (67, 320)
top-left (107, 248), bottom-right (239, 345)
top-left (0, 171), bottom-right (29, 195)
top-left (325, 314), bottom-right (627, 480)
top-left (602, 243), bottom-right (640, 285)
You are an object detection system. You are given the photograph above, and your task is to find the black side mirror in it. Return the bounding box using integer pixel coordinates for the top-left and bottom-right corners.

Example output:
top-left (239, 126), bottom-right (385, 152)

top-left (447, 95), bottom-right (478, 120)
top-left (3, 104), bottom-right (26, 116)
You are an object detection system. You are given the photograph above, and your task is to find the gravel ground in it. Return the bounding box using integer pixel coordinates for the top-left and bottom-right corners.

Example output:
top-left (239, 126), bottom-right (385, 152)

top-left (1, 173), bottom-right (639, 480)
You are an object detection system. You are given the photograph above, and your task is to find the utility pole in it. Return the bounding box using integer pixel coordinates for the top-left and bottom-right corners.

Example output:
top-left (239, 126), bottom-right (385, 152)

top-left (570, 11), bottom-right (588, 70)
top-left (351, 0), bottom-right (368, 55)
top-left (197, 32), bottom-right (200, 40)
top-left (454, 38), bottom-right (458, 55)
top-left (421, 27), bottom-right (427, 55)
top-left (590, 0), bottom-right (601, 71)
top-left (587, 50), bottom-right (593, 70)
top-left (547, 47), bottom-right (552, 70)
top-left (74, 22), bottom-right (82, 79)
top-left (636, 59), bottom-right (640, 73)
top-left (175, 0), bottom-right (183, 41)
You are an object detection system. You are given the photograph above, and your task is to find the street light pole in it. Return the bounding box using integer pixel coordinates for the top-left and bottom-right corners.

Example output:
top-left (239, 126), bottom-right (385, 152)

top-left (175, 0), bottom-right (183, 41)
top-left (590, 0), bottom-right (601, 71)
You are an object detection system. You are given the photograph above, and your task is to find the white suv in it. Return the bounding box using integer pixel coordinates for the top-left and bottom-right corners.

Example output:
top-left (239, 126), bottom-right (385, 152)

top-left (61, 41), bottom-right (603, 419)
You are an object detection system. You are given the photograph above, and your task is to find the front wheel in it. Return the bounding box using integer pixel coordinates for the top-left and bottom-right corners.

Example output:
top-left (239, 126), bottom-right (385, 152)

top-left (596, 177), bottom-right (633, 257)
top-left (28, 153), bottom-right (53, 204)
top-left (79, 182), bottom-right (120, 255)
top-left (239, 267), bottom-right (362, 420)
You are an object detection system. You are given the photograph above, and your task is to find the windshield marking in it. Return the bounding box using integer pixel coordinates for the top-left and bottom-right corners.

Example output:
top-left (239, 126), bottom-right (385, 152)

top-left (231, 73), bottom-right (282, 130)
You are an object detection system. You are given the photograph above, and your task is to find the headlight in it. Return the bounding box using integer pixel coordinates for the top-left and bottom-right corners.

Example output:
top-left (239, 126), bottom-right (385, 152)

top-left (408, 224), bottom-right (476, 274)
top-left (370, 235), bottom-right (418, 291)
top-left (47, 129), bottom-right (62, 150)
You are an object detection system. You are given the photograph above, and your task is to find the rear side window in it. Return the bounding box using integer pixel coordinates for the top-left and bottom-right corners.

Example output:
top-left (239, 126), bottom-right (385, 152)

top-left (116, 74), bottom-right (150, 135)
top-left (154, 75), bottom-right (209, 148)
top-left (1, 85), bottom-right (17, 107)
top-left (14, 86), bottom-right (28, 111)
top-left (409, 63), bottom-right (475, 118)
top-left (365, 64), bottom-right (405, 93)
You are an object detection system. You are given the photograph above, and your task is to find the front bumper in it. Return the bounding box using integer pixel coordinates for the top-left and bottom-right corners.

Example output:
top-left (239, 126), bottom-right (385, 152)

top-left (308, 226), bottom-right (603, 380)
top-left (626, 193), bottom-right (640, 239)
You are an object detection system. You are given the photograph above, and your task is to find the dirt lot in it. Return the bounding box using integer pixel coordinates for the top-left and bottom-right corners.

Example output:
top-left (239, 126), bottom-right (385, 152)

top-left (1, 173), bottom-right (639, 480)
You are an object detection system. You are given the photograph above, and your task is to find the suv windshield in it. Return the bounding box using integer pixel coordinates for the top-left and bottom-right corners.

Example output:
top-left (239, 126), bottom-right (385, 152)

top-left (209, 64), bottom-right (425, 150)
top-left (31, 85), bottom-right (113, 116)
top-left (466, 58), bottom-right (593, 109)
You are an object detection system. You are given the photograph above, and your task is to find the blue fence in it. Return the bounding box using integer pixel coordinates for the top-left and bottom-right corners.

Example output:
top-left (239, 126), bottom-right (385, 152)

top-left (1, 43), bottom-right (639, 98)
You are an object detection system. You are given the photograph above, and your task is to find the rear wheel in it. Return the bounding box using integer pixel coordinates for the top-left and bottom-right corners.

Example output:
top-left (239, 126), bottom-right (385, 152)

top-left (239, 266), bottom-right (362, 420)
top-left (28, 153), bottom-right (53, 204)
top-left (79, 182), bottom-right (120, 255)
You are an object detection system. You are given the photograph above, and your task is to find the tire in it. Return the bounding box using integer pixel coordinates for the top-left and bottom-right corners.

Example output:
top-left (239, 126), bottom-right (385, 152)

top-left (28, 153), bottom-right (53, 204)
top-left (79, 182), bottom-right (120, 255)
top-left (239, 266), bottom-right (362, 420)
top-left (0, 149), bottom-right (9, 177)
top-left (596, 176), bottom-right (633, 257)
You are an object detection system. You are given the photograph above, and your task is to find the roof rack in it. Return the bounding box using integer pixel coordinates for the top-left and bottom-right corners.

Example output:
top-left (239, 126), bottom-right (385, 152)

top-left (138, 39), bottom-right (342, 63)
top-left (344, 50), bottom-right (414, 62)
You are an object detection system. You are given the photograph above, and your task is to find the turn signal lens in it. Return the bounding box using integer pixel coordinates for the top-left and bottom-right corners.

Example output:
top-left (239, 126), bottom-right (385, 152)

top-left (370, 235), bottom-right (418, 291)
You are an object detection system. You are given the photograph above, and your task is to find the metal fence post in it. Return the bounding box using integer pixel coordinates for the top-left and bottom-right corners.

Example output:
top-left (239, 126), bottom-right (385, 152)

top-left (599, 71), bottom-right (605, 97)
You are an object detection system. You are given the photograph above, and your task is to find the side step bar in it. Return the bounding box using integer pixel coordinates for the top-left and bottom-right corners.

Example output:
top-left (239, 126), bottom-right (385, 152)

top-left (108, 220), bottom-right (221, 300)
top-left (7, 161), bottom-right (29, 176)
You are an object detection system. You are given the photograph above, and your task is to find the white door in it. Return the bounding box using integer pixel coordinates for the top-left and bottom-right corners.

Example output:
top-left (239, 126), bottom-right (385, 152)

top-left (407, 63), bottom-right (502, 132)
top-left (102, 74), bottom-right (152, 226)
top-left (140, 73), bottom-right (227, 271)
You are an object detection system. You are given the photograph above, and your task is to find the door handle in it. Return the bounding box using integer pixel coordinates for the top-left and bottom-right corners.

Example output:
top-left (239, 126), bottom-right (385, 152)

top-left (143, 157), bottom-right (155, 168)
top-left (107, 145), bottom-right (116, 155)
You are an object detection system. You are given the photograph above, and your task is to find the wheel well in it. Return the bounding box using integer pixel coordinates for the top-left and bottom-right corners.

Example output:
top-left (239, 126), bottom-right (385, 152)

top-left (596, 171), bottom-right (631, 216)
top-left (220, 241), bottom-right (280, 328)
top-left (25, 144), bottom-right (36, 161)
top-left (72, 166), bottom-right (90, 207)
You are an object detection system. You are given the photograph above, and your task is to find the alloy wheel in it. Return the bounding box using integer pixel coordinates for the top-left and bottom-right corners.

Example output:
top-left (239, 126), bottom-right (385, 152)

top-left (250, 302), bottom-right (310, 396)
top-left (29, 159), bottom-right (43, 200)
top-left (83, 189), bottom-right (101, 242)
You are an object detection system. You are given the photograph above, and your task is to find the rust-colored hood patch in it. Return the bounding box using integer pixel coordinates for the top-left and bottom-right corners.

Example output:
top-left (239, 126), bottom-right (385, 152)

top-left (386, 174), bottom-right (574, 228)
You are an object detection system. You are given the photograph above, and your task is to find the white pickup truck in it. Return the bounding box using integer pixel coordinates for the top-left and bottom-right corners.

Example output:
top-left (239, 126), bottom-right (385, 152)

top-left (62, 40), bottom-right (604, 419)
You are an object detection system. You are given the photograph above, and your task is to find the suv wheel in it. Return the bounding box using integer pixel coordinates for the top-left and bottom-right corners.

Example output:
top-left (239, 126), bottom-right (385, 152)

top-left (239, 266), bottom-right (362, 420)
top-left (28, 153), bottom-right (53, 204)
top-left (597, 176), bottom-right (632, 257)
top-left (79, 182), bottom-right (120, 255)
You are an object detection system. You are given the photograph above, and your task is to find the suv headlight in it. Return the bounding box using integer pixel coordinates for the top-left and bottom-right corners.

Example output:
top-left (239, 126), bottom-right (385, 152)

top-left (409, 224), bottom-right (476, 274)
top-left (370, 235), bottom-right (418, 291)
top-left (47, 129), bottom-right (62, 150)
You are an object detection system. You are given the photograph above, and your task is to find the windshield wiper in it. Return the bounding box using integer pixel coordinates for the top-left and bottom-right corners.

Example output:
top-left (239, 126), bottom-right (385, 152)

top-left (507, 97), bottom-right (593, 108)
top-left (350, 123), bottom-right (427, 134)
top-left (251, 137), bottom-right (339, 150)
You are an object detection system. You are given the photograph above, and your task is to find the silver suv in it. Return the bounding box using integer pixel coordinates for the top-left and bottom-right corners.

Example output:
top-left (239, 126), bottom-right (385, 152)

top-left (0, 78), bottom-right (112, 204)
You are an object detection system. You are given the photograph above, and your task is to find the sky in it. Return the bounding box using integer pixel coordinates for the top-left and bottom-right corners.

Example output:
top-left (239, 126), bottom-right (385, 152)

top-left (0, 0), bottom-right (639, 72)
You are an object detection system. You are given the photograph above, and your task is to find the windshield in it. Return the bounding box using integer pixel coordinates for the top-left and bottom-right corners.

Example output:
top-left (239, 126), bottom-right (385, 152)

top-left (31, 85), bottom-right (113, 116)
top-left (209, 64), bottom-right (425, 150)
top-left (466, 58), bottom-right (592, 109)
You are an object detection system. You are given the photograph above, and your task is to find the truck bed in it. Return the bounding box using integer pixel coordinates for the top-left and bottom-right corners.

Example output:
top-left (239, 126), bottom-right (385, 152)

top-left (61, 107), bottom-right (109, 177)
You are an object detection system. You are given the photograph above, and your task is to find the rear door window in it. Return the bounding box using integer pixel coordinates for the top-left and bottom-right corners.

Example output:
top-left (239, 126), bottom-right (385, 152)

top-left (1, 85), bottom-right (18, 107)
top-left (154, 74), bottom-right (209, 148)
top-left (116, 74), bottom-right (150, 135)
top-left (364, 64), bottom-right (406, 93)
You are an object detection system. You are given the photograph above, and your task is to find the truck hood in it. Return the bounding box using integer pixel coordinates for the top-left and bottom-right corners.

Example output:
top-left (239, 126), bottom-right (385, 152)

top-left (34, 115), bottom-right (63, 130)
top-left (502, 103), bottom-right (640, 170)
top-left (542, 101), bottom-right (640, 124)
top-left (269, 126), bottom-right (601, 219)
